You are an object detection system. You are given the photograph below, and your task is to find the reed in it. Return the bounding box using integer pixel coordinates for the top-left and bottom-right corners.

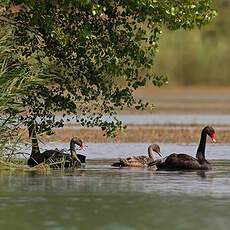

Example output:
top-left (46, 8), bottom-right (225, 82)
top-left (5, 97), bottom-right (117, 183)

top-left (0, 153), bottom-right (73, 171)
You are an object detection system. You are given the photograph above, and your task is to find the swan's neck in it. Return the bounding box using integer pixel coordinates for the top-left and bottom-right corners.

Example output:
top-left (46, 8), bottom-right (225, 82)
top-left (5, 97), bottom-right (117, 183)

top-left (148, 146), bottom-right (156, 160)
top-left (70, 141), bottom-right (81, 164)
top-left (30, 130), bottom-right (40, 157)
top-left (196, 129), bottom-right (207, 160)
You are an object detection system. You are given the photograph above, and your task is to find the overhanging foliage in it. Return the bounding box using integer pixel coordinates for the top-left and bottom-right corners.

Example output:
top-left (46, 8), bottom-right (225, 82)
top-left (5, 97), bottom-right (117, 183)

top-left (0, 0), bottom-right (216, 139)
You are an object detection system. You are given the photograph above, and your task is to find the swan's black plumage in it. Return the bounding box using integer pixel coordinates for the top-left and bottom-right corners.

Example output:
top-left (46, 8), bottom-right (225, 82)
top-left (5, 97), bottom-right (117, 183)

top-left (27, 124), bottom-right (85, 167)
top-left (149, 126), bottom-right (216, 170)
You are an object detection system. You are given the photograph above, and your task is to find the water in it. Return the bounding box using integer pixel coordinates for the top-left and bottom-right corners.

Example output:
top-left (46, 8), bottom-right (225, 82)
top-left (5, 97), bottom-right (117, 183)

top-left (110, 114), bottom-right (230, 125)
top-left (39, 142), bottom-right (229, 160)
top-left (56, 114), bottom-right (230, 125)
top-left (1, 143), bottom-right (230, 230)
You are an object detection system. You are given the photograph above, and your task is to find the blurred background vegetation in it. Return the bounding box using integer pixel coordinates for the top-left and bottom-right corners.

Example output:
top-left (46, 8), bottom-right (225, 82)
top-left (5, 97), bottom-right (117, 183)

top-left (154, 0), bottom-right (230, 86)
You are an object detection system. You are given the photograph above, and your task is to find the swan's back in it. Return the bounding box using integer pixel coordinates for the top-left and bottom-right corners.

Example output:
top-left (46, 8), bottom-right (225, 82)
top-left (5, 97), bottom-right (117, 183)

top-left (157, 153), bottom-right (210, 170)
top-left (112, 155), bottom-right (156, 168)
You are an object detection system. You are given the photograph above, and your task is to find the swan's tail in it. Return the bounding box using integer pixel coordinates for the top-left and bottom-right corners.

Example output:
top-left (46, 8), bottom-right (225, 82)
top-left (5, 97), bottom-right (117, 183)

top-left (111, 158), bottom-right (126, 167)
top-left (111, 162), bottom-right (123, 167)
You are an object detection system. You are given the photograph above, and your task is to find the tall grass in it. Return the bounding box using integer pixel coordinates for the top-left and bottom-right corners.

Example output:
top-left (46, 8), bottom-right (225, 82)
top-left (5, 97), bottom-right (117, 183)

top-left (0, 24), bottom-right (45, 169)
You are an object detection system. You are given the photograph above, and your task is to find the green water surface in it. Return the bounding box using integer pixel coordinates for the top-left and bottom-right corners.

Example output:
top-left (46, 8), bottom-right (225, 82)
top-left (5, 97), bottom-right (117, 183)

top-left (0, 159), bottom-right (230, 230)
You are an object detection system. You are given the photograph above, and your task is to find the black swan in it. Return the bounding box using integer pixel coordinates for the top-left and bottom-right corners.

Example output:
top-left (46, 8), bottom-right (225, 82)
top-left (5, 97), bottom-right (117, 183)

top-left (111, 144), bottom-right (163, 169)
top-left (148, 126), bottom-right (216, 170)
top-left (27, 124), bottom-right (86, 167)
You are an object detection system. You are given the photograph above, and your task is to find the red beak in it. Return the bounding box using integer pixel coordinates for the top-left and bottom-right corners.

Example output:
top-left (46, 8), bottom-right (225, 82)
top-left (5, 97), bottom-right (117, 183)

top-left (81, 143), bottom-right (86, 151)
top-left (211, 133), bottom-right (216, 143)
top-left (158, 151), bottom-right (163, 157)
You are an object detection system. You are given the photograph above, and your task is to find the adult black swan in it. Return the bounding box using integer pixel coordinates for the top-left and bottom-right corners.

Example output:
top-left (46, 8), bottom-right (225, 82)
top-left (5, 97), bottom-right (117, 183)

top-left (27, 124), bottom-right (86, 168)
top-left (111, 144), bottom-right (163, 169)
top-left (148, 126), bottom-right (216, 170)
